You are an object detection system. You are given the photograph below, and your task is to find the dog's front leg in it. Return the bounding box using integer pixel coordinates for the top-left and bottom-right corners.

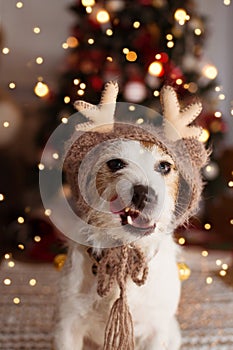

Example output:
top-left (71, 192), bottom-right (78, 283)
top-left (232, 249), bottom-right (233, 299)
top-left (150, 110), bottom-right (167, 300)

top-left (143, 317), bottom-right (181, 350)
top-left (53, 318), bottom-right (85, 350)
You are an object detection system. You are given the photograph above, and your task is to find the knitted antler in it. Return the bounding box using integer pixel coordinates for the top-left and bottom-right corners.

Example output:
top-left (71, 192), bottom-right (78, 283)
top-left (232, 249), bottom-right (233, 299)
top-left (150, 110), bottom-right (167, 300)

top-left (74, 81), bottom-right (119, 132)
top-left (160, 85), bottom-right (202, 142)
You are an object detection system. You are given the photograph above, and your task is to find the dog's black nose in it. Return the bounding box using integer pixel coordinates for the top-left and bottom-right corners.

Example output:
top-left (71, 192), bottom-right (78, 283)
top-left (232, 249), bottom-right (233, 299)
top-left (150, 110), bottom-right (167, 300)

top-left (132, 185), bottom-right (157, 211)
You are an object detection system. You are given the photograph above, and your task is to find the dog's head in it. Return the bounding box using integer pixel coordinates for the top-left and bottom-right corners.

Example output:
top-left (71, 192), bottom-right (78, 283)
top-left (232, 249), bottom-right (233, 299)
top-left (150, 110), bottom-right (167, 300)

top-left (64, 83), bottom-right (208, 247)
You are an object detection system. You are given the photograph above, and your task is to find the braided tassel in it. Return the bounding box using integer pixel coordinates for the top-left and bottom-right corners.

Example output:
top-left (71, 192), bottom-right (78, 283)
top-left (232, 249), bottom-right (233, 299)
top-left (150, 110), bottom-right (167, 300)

top-left (96, 245), bottom-right (148, 350)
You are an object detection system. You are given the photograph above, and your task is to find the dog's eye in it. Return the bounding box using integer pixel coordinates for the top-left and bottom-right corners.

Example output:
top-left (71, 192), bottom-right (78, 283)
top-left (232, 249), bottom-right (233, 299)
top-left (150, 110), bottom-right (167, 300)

top-left (156, 161), bottom-right (172, 175)
top-left (107, 159), bottom-right (126, 172)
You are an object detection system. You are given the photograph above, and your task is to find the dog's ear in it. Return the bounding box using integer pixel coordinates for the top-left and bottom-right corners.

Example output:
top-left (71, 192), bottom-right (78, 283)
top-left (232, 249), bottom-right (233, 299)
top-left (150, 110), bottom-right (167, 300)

top-left (74, 81), bottom-right (119, 133)
top-left (160, 85), bottom-right (208, 168)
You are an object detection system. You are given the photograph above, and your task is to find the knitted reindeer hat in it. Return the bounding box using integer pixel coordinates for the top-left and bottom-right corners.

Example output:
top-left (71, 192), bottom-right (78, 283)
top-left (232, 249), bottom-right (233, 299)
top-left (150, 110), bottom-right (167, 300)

top-left (65, 81), bottom-right (208, 227)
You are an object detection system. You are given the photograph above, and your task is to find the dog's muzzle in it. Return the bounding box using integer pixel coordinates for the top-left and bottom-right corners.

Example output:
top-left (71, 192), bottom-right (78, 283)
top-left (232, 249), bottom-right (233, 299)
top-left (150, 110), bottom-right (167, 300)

top-left (110, 185), bottom-right (157, 235)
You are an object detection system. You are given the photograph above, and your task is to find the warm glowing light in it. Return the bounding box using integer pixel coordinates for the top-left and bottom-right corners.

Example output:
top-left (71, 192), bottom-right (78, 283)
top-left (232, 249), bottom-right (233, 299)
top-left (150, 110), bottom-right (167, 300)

top-left (106, 56), bottom-right (113, 62)
top-left (202, 250), bottom-right (209, 257)
top-left (34, 82), bottom-right (49, 97)
top-left (215, 86), bottom-right (221, 92)
top-left (62, 43), bottom-right (69, 49)
top-left (136, 118), bottom-right (144, 124)
top-left (52, 152), bottom-right (59, 160)
top-left (38, 163), bottom-right (44, 170)
top-left (199, 129), bottom-right (210, 143)
top-left (223, 0), bottom-right (231, 5)
top-left (219, 270), bottom-right (227, 276)
top-left (206, 277), bottom-right (213, 284)
top-left (155, 54), bottom-right (161, 60)
top-left (45, 209), bottom-right (52, 216)
top-left (86, 6), bottom-right (92, 13)
top-left (148, 61), bottom-right (163, 77)
top-left (123, 48), bottom-right (129, 54)
top-left (96, 9), bottom-right (110, 24)
top-left (228, 181), bottom-right (233, 188)
top-left (77, 89), bottom-right (85, 96)
top-left (73, 79), bottom-right (80, 85)
top-left (178, 237), bottom-right (186, 245)
top-left (2, 47), bottom-right (10, 54)
top-left (13, 297), bottom-right (21, 304)
top-left (5, 254), bottom-right (11, 260)
top-left (0, 194), bottom-right (4, 201)
top-left (8, 261), bottom-right (15, 268)
top-left (176, 79), bottom-right (183, 85)
top-left (34, 236), bottom-right (41, 242)
top-left (9, 82), bottom-right (16, 89)
top-left (230, 219), bottom-right (233, 225)
top-left (61, 117), bottom-right (68, 124)
top-left (202, 64), bottom-right (218, 80)
top-left (166, 34), bottom-right (173, 40)
top-left (16, 1), bottom-right (23, 8)
top-left (29, 278), bottom-right (37, 286)
top-left (231, 109), bottom-right (233, 116)
top-left (174, 8), bottom-right (188, 25)
top-left (80, 83), bottom-right (86, 89)
top-left (153, 90), bottom-right (160, 97)
top-left (133, 21), bottom-right (140, 29)
top-left (188, 82), bottom-right (198, 93)
top-left (214, 111), bottom-right (222, 118)
top-left (17, 217), bottom-right (24, 224)
top-left (88, 38), bottom-right (94, 45)
top-left (129, 105), bottom-right (136, 111)
top-left (106, 29), bottom-right (113, 36)
top-left (126, 51), bottom-right (137, 62)
top-left (66, 36), bottom-right (79, 48)
top-left (64, 96), bottom-right (70, 104)
top-left (204, 223), bottom-right (211, 230)
top-left (167, 41), bottom-right (174, 48)
top-left (177, 262), bottom-right (191, 281)
top-left (33, 27), bottom-right (41, 34)
top-left (18, 244), bottom-right (24, 250)
top-left (3, 121), bottom-right (10, 128)
top-left (194, 28), bottom-right (202, 36)
top-left (219, 94), bottom-right (225, 100)
top-left (216, 259), bottom-right (222, 266)
top-left (81, 0), bottom-right (95, 6)
top-left (222, 263), bottom-right (228, 270)
top-left (36, 57), bottom-right (44, 64)
top-left (4, 278), bottom-right (11, 286)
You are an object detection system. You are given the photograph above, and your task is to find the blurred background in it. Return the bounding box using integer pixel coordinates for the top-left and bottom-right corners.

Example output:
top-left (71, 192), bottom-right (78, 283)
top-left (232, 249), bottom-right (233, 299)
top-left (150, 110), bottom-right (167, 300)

top-left (0, 0), bottom-right (233, 263)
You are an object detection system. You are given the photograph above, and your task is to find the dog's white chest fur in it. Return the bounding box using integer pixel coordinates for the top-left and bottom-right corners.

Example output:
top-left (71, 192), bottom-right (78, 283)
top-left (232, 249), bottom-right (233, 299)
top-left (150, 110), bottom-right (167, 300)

top-left (55, 233), bottom-right (181, 350)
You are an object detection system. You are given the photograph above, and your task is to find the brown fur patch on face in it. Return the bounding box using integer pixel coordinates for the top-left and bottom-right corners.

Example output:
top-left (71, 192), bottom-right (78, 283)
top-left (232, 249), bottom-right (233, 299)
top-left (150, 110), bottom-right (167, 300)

top-left (140, 140), bottom-right (155, 150)
top-left (95, 165), bottom-right (118, 201)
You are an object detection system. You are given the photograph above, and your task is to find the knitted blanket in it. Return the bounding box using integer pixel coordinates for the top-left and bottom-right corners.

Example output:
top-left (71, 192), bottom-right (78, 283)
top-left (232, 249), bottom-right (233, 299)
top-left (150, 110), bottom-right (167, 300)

top-left (0, 248), bottom-right (232, 350)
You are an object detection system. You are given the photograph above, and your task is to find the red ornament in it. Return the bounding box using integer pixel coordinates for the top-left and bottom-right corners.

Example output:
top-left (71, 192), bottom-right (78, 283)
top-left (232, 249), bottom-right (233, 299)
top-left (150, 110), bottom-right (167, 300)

top-left (90, 76), bottom-right (103, 91)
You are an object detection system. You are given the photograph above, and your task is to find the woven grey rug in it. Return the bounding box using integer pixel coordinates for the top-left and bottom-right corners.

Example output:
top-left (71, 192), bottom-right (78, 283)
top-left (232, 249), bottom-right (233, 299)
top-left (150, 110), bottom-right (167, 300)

top-left (0, 248), bottom-right (233, 350)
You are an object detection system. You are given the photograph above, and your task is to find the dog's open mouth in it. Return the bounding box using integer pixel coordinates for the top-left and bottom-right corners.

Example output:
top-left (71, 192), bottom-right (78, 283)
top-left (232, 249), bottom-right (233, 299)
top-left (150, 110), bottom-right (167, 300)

top-left (110, 196), bottom-right (156, 235)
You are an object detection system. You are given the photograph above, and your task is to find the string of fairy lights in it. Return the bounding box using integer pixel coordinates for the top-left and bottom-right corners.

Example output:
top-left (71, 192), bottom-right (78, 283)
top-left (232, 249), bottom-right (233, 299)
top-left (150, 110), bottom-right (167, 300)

top-left (0, 0), bottom-right (233, 305)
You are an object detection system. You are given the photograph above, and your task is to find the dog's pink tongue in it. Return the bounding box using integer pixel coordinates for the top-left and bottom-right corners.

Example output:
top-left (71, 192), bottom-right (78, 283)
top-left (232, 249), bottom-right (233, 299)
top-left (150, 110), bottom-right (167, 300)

top-left (131, 215), bottom-right (155, 229)
top-left (110, 196), bottom-right (125, 214)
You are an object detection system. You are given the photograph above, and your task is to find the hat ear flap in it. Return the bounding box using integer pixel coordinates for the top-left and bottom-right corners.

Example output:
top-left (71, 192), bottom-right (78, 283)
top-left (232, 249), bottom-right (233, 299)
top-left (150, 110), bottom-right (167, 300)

top-left (183, 138), bottom-right (209, 169)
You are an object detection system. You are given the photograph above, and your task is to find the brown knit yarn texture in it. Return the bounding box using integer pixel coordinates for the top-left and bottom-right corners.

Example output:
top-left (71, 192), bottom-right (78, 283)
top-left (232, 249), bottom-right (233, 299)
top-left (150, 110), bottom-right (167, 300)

top-left (96, 244), bottom-right (148, 350)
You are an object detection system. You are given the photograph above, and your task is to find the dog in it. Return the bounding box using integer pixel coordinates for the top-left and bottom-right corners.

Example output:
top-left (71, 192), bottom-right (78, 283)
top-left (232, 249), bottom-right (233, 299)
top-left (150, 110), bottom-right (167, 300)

top-left (53, 82), bottom-right (208, 350)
